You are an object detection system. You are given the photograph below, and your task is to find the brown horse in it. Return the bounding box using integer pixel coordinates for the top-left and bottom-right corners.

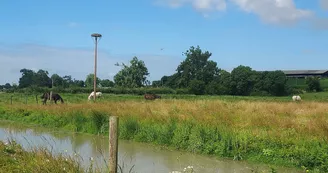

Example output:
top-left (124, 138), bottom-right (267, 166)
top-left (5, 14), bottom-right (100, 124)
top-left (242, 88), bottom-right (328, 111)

top-left (144, 94), bottom-right (161, 100)
top-left (41, 92), bottom-right (64, 105)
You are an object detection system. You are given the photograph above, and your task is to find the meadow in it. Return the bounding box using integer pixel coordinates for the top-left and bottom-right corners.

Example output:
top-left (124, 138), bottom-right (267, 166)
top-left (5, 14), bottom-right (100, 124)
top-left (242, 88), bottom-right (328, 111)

top-left (0, 92), bottom-right (328, 172)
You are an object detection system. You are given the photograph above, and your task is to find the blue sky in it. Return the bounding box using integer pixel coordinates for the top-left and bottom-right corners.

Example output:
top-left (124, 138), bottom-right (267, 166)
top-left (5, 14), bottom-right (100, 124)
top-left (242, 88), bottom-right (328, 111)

top-left (1, 0), bottom-right (328, 84)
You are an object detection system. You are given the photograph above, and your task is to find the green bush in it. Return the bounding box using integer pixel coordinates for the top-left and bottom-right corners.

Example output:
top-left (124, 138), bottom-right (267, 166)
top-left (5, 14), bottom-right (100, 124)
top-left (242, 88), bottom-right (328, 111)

top-left (188, 80), bottom-right (206, 95)
top-left (306, 77), bottom-right (322, 92)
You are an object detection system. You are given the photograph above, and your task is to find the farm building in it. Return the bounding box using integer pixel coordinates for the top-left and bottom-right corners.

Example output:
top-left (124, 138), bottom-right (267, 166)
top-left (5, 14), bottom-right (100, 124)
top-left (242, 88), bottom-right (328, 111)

top-left (256, 70), bottom-right (328, 86)
top-left (281, 70), bottom-right (328, 78)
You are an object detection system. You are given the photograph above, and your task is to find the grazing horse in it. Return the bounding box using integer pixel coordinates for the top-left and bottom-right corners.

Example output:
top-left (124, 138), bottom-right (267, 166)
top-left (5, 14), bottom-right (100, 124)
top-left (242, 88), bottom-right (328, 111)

top-left (144, 94), bottom-right (161, 100)
top-left (292, 95), bottom-right (302, 102)
top-left (41, 92), bottom-right (64, 105)
top-left (88, 91), bottom-right (102, 100)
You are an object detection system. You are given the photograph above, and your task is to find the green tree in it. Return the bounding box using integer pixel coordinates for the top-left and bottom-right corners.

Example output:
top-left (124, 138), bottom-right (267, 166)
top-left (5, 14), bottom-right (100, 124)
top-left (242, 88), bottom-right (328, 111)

top-left (114, 56), bottom-right (149, 88)
top-left (189, 79), bottom-right (206, 95)
top-left (62, 75), bottom-right (73, 88)
top-left (176, 45), bottom-right (219, 88)
top-left (218, 70), bottom-right (232, 94)
top-left (306, 77), bottom-right (322, 92)
top-left (12, 83), bottom-right (18, 90)
top-left (51, 74), bottom-right (64, 87)
top-left (18, 68), bottom-right (36, 88)
top-left (152, 80), bottom-right (162, 87)
top-left (85, 74), bottom-right (101, 88)
top-left (4, 83), bottom-right (11, 89)
top-left (254, 71), bottom-right (289, 96)
top-left (100, 79), bottom-right (114, 87)
top-left (35, 70), bottom-right (51, 87)
top-left (162, 74), bottom-right (180, 88)
top-left (205, 70), bottom-right (232, 95)
top-left (72, 79), bottom-right (85, 87)
top-left (230, 65), bottom-right (257, 96)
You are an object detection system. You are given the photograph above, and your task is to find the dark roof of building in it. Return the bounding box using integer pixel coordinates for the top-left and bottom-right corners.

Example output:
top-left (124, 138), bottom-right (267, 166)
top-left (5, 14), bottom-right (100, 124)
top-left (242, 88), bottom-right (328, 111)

top-left (282, 70), bottom-right (328, 75)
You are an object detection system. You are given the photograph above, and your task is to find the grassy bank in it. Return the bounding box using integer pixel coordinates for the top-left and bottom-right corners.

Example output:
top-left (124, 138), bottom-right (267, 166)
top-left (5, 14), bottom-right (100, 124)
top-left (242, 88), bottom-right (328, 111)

top-left (0, 140), bottom-right (100, 173)
top-left (0, 94), bottom-right (327, 172)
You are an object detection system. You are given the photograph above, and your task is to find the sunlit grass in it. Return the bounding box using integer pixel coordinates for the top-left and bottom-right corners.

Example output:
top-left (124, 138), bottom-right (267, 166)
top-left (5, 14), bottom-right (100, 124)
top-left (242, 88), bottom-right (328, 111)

top-left (1, 92), bottom-right (328, 171)
top-left (0, 139), bottom-right (95, 173)
top-left (2, 99), bottom-right (328, 141)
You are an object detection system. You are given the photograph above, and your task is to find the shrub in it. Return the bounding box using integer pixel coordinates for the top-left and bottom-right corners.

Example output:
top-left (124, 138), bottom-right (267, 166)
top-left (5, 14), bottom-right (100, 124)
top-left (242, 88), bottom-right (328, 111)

top-left (306, 77), bottom-right (322, 92)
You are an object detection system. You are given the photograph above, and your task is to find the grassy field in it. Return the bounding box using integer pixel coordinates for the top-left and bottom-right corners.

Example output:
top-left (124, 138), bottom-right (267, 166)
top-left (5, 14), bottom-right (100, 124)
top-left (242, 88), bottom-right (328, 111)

top-left (2, 91), bottom-right (328, 104)
top-left (0, 139), bottom-right (101, 173)
top-left (0, 92), bottom-right (328, 172)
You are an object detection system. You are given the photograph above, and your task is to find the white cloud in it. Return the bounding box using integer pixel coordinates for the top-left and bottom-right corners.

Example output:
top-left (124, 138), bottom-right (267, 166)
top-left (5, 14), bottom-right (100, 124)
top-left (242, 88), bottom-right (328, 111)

top-left (320, 0), bottom-right (328, 10)
top-left (159, 0), bottom-right (227, 12)
top-left (231, 0), bottom-right (313, 25)
top-left (68, 22), bottom-right (78, 28)
top-left (0, 44), bottom-right (181, 85)
top-left (159, 0), bottom-right (313, 25)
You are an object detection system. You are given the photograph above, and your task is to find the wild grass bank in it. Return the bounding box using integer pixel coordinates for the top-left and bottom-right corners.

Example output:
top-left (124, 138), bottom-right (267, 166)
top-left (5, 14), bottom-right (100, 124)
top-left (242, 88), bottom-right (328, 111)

top-left (0, 140), bottom-right (100, 173)
top-left (0, 99), bottom-right (327, 172)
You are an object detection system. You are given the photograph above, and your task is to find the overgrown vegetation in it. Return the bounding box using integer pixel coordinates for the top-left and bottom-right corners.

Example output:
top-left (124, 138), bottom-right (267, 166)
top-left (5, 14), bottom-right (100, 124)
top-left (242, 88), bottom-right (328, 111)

top-left (0, 95), bottom-right (327, 172)
top-left (306, 77), bottom-right (322, 92)
top-left (0, 140), bottom-right (100, 173)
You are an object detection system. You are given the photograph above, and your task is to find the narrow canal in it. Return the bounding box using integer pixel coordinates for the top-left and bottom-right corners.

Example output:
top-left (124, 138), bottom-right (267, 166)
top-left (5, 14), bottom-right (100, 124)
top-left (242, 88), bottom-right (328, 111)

top-left (0, 121), bottom-right (301, 173)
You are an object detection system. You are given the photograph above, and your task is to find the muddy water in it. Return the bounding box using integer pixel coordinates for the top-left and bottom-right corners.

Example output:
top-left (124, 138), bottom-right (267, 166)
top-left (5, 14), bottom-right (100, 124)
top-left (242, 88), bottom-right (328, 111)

top-left (0, 121), bottom-right (301, 173)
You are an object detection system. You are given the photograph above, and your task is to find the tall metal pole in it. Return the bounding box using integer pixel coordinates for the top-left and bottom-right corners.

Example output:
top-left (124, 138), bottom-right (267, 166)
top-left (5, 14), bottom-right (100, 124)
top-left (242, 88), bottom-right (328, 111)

top-left (94, 37), bottom-right (98, 102)
top-left (91, 33), bottom-right (102, 102)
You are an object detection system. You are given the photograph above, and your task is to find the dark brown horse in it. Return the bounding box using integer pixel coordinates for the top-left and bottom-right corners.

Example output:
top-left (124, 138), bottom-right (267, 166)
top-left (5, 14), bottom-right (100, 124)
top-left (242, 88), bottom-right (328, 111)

top-left (144, 94), bottom-right (161, 100)
top-left (41, 92), bottom-right (64, 105)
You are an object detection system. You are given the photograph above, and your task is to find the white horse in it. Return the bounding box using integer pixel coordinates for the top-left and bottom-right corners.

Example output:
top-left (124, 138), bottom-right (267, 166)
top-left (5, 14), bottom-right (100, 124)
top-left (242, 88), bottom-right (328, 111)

top-left (88, 92), bottom-right (103, 100)
top-left (292, 95), bottom-right (301, 102)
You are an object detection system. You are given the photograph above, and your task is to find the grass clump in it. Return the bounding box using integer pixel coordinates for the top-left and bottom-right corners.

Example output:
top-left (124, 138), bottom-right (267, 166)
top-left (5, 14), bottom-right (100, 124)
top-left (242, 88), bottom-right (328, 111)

top-left (91, 110), bottom-right (108, 135)
top-left (0, 139), bottom-right (99, 173)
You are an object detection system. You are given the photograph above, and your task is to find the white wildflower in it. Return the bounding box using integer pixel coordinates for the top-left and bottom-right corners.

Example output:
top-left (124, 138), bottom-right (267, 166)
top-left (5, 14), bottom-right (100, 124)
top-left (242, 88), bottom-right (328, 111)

top-left (90, 157), bottom-right (93, 161)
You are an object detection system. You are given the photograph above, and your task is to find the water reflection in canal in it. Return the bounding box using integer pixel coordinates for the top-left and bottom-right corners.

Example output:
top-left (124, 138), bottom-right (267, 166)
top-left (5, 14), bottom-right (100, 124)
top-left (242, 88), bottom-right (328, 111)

top-left (0, 121), bottom-right (301, 173)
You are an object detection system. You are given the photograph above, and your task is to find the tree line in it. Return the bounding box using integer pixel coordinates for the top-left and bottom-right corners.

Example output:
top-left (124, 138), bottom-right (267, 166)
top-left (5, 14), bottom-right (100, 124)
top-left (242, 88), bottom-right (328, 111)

top-left (1, 46), bottom-right (322, 96)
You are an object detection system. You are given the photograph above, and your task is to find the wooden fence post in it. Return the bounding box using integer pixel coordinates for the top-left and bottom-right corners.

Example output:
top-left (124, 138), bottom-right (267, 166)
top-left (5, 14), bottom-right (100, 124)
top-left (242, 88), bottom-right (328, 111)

top-left (10, 96), bottom-right (13, 105)
top-left (25, 95), bottom-right (28, 104)
top-left (50, 91), bottom-right (53, 104)
top-left (36, 95), bottom-right (38, 104)
top-left (109, 116), bottom-right (118, 173)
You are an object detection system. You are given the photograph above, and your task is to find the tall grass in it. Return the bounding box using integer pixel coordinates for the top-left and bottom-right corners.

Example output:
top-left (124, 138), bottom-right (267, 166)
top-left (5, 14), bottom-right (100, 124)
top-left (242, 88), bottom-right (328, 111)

top-left (0, 95), bottom-right (328, 172)
top-left (0, 137), bottom-right (137, 173)
top-left (0, 139), bottom-right (98, 173)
